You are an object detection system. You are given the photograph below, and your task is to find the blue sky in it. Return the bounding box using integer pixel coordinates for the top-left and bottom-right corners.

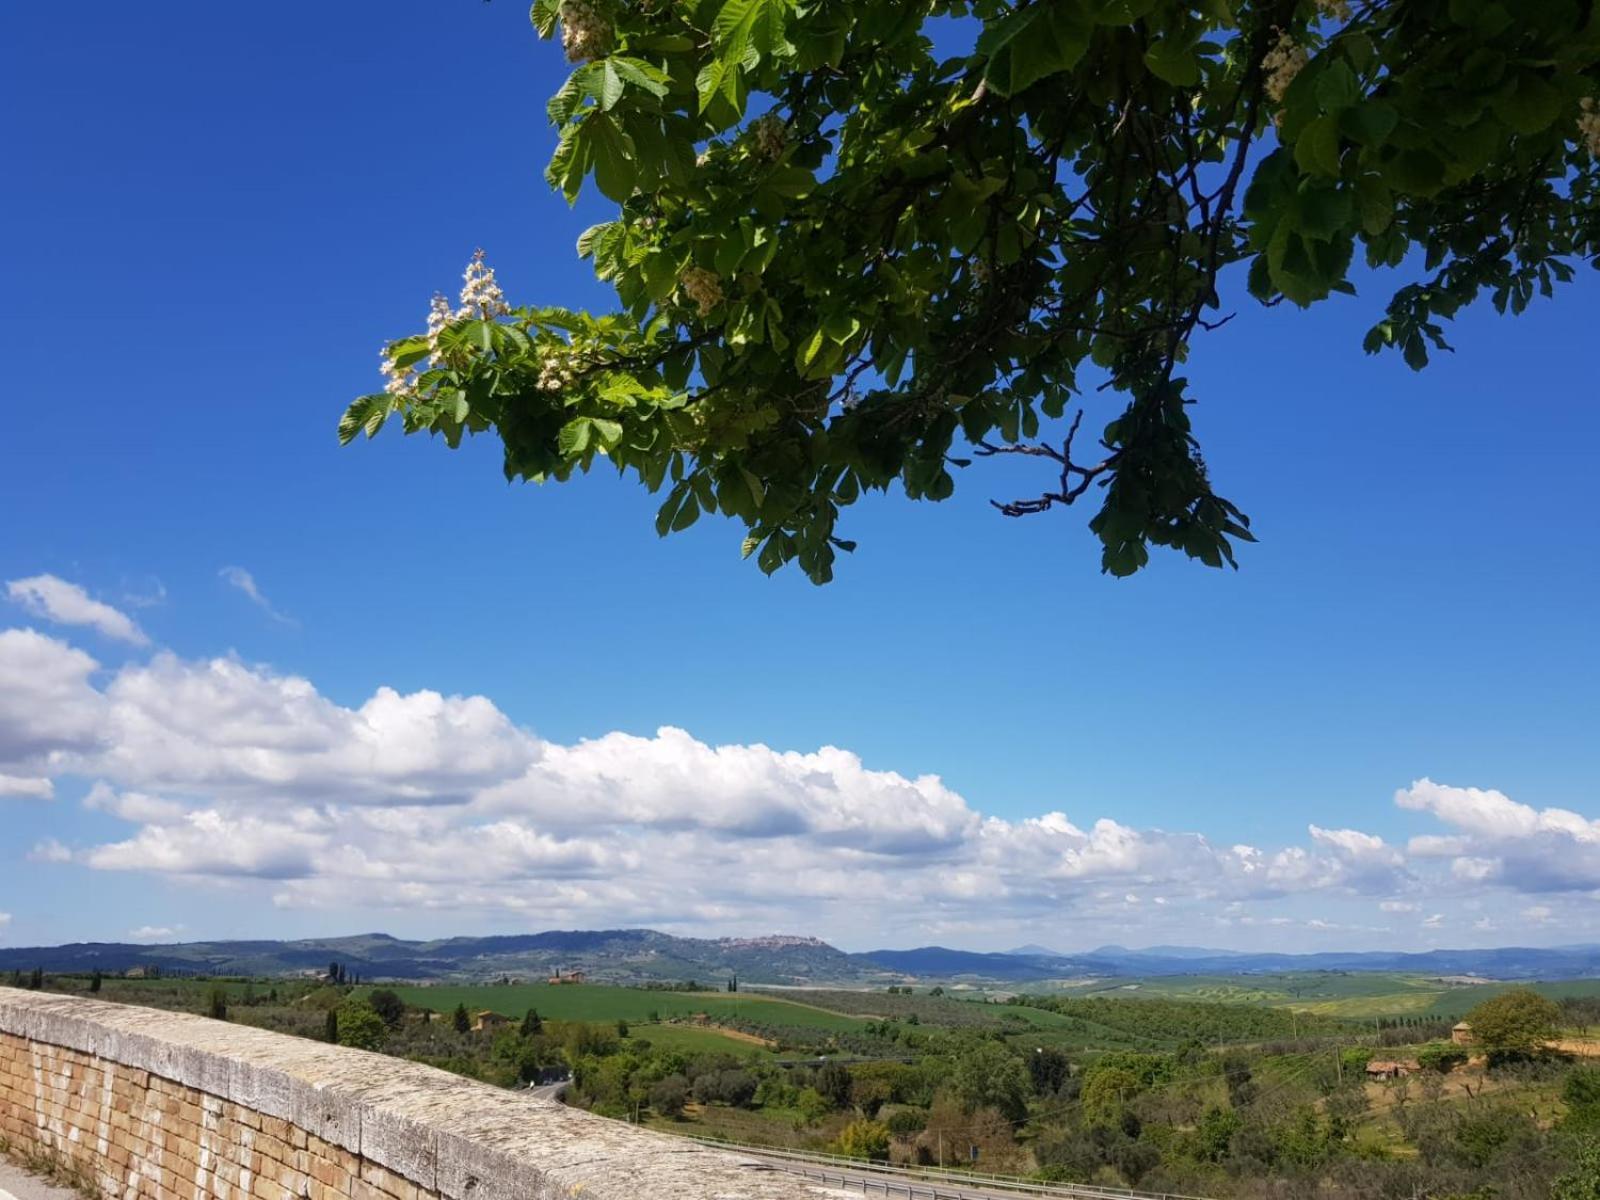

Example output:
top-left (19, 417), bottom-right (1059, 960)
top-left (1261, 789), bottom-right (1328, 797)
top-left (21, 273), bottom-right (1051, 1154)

top-left (1, 2), bottom-right (1596, 954)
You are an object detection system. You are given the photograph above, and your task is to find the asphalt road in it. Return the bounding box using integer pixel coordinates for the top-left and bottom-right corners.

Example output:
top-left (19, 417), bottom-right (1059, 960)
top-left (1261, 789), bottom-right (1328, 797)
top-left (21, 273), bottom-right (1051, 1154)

top-left (527, 1078), bottom-right (571, 1102)
top-left (728, 1151), bottom-right (1097, 1199)
top-left (0, 1159), bottom-right (80, 1200)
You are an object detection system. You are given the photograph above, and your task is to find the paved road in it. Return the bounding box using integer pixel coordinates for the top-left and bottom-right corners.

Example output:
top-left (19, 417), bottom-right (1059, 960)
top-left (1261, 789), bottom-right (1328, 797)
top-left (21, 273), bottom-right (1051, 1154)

top-left (527, 1078), bottom-right (570, 1102)
top-left (0, 1159), bottom-right (79, 1200)
top-left (726, 1158), bottom-right (1088, 1200)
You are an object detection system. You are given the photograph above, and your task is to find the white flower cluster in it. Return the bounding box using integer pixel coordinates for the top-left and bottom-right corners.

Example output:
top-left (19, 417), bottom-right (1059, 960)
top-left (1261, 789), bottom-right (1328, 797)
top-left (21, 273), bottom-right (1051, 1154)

top-left (459, 249), bottom-right (509, 320)
top-left (678, 266), bottom-right (725, 316)
top-left (1262, 29), bottom-right (1309, 104)
top-left (750, 114), bottom-right (787, 162)
top-left (380, 348), bottom-right (414, 397)
top-left (1315, 0), bottom-right (1352, 21)
top-left (378, 251), bottom-right (512, 394)
top-left (426, 294), bottom-right (454, 365)
top-left (537, 349), bottom-right (579, 393)
top-left (1581, 98), bottom-right (1600, 157)
top-left (560, 0), bottom-right (612, 63)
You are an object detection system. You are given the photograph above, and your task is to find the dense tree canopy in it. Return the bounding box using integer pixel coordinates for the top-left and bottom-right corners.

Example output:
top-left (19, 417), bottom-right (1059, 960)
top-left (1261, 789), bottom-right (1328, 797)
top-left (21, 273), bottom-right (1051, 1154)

top-left (344, 0), bottom-right (1600, 581)
top-left (1466, 987), bottom-right (1562, 1059)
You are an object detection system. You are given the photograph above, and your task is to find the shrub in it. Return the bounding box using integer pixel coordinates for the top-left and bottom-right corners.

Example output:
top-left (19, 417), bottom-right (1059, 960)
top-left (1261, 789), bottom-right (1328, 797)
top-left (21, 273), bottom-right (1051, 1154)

top-left (336, 1000), bottom-right (388, 1052)
top-left (838, 1119), bottom-right (891, 1161)
top-left (367, 989), bottom-right (405, 1029)
top-left (1417, 1042), bottom-right (1468, 1074)
top-left (886, 1108), bottom-right (926, 1136)
top-left (648, 1075), bottom-right (689, 1118)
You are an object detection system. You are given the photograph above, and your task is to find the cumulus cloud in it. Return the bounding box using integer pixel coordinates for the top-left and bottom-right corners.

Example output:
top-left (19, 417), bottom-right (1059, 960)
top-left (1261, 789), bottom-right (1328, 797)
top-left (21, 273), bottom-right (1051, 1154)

top-left (0, 773), bottom-right (53, 799)
top-left (1, 618), bottom-right (1594, 944)
top-left (0, 913), bottom-right (10, 929)
top-left (0, 629), bottom-right (105, 770)
top-left (219, 567), bottom-right (295, 626)
top-left (6, 576), bottom-right (147, 645)
top-left (1396, 779), bottom-right (1600, 893)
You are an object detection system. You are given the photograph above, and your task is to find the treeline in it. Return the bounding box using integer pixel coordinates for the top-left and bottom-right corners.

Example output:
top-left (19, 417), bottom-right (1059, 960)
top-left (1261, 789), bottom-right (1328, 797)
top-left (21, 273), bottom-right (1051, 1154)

top-left (1012, 994), bottom-right (1342, 1044)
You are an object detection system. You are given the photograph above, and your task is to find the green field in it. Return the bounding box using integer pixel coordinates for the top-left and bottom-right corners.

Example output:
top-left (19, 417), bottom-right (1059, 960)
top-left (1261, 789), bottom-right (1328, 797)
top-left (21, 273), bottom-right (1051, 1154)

top-left (380, 982), bottom-right (866, 1032)
top-left (626, 1022), bottom-right (777, 1058)
top-left (1057, 970), bottom-right (1600, 1021)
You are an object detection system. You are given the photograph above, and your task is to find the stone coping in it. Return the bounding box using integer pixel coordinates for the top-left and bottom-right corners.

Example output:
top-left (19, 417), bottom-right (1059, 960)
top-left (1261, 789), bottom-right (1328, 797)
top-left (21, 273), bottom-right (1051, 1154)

top-left (0, 987), bottom-right (843, 1199)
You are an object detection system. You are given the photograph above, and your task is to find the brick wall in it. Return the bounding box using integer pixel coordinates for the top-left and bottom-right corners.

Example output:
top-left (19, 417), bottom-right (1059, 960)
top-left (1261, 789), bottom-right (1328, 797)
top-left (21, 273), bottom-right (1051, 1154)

top-left (0, 988), bottom-right (836, 1200)
top-left (1, 1033), bottom-right (404, 1200)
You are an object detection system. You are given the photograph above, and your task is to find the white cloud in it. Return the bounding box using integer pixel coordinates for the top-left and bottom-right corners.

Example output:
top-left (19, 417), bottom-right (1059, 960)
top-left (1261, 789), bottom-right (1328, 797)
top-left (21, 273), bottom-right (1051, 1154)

top-left (121, 579), bottom-right (167, 609)
top-left (2, 621), bottom-right (1595, 946)
top-left (219, 567), bottom-right (295, 626)
top-left (6, 576), bottom-right (147, 645)
top-left (1396, 779), bottom-right (1600, 893)
top-left (0, 629), bottom-right (106, 769)
top-left (127, 925), bottom-right (181, 941)
top-left (0, 913), bottom-right (10, 927)
top-left (0, 773), bottom-right (53, 799)
top-left (1522, 905), bottom-right (1553, 923)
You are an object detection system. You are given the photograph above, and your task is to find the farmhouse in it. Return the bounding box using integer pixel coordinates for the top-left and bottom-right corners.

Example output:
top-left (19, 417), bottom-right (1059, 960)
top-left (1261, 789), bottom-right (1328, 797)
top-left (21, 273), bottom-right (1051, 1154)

top-left (472, 1009), bottom-right (512, 1033)
top-left (1452, 1021), bottom-right (1475, 1046)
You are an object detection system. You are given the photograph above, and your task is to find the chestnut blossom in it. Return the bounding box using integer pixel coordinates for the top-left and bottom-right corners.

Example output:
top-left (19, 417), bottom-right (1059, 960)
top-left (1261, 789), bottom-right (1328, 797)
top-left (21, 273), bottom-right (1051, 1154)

top-left (751, 114), bottom-right (788, 162)
top-left (459, 249), bottom-right (509, 320)
top-left (537, 350), bottom-right (578, 393)
top-left (1262, 29), bottom-right (1308, 104)
top-left (1581, 98), bottom-right (1600, 157)
top-left (426, 294), bottom-right (454, 365)
top-left (560, 0), bottom-right (612, 63)
top-left (379, 349), bottom-right (413, 398)
top-left (678, 266), bottom-right (725, 317)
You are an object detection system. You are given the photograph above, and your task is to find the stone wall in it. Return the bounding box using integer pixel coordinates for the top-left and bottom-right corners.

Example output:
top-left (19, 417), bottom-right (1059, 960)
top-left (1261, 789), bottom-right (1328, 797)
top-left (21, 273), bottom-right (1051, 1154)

top-left (0, 987), bottom-right (842, 1200)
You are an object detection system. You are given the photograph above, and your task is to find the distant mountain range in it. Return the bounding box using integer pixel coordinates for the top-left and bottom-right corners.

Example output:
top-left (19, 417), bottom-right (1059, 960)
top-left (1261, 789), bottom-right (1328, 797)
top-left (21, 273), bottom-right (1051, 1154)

top-left (3, 930), bottom-right (1599, 985)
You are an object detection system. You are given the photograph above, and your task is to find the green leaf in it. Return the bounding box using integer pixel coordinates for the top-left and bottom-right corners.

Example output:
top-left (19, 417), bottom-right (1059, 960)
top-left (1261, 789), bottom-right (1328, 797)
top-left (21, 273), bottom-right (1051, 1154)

top-left (558, 417), bottom-right (593, 457)
top-left (582, 113), bottom-right (636, 202)
top-left (1493, 71), bottom-right (1561, 135)
top-left (712, 0), bottom-right (792, 65)
top-left (338, 395), bottom-right (391, 445)
top-left (1353, 176), bottom-right (1394, 234)
top-left (1341, 100), bottom-right (1398, 147)
top-left (608, 56), bottom-right (670, 99)
top-left (1314, 61), bottom-right (1360, 113)
top-left (796, 327), bottom-right (826, 372)
top-left (1384, 148), bottom-right (1445, 196)
top-left (576, 221), bottom-right (622, 260)
top-left (591, 418), bottom-right (624, 448)
top-left (1295, 114), bottom-right (1343, 178)
top-left (978, 2), bottom-right (1092, 97)
top-left (1143, 39), bottom-right (1199, 87)
top-left (529, 0), bottom-right (559, 38)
